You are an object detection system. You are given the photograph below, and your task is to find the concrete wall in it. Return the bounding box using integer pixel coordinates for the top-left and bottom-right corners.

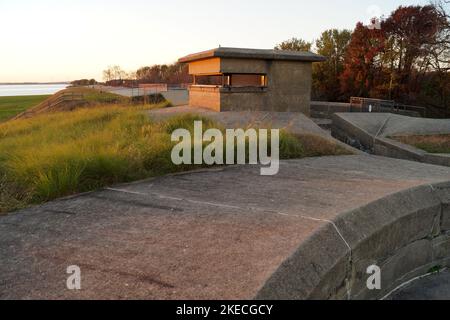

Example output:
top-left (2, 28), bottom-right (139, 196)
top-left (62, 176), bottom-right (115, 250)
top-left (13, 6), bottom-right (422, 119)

top-left (161, 89), bottom-right (189, 106)
top-left (256, 183), bottom-right (450, 300)
top-left (265, 60), bottom-right (311, 115)
top-left (221, 58), bottom-right (268, 74)
top-left (311, 101), bottom-right (352, 119)
top-left (189, 86), bottom-right (220, 112)
top-left (220, 88), bottom-right (268, 112)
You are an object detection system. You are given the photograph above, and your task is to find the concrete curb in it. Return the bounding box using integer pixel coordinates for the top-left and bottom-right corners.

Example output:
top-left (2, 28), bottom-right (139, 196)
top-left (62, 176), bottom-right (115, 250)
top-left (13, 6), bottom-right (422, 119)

top-left (255, 182), bottom-right (450, 300)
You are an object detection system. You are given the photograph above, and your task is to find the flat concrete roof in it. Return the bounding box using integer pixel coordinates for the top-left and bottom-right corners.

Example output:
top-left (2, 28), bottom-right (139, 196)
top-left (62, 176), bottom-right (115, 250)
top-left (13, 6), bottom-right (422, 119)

top-left (178, 47), bottom-right (326, 63)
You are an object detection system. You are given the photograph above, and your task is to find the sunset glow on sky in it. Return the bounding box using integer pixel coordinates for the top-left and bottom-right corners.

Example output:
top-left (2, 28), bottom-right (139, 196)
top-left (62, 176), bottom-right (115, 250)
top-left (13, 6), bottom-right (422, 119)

top-left (0, 0), bottom-right (431, 82)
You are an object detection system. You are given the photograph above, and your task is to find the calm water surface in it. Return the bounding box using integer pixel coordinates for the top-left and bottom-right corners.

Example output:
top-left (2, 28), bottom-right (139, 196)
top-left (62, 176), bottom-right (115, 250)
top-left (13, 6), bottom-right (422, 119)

top-left (0, 84), bottom-right (68, 97)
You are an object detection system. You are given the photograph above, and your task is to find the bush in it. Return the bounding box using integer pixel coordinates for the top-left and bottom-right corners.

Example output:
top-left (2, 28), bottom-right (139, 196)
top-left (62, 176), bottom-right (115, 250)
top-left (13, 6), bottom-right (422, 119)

top-left (131, 93), bottom-right (171, 106)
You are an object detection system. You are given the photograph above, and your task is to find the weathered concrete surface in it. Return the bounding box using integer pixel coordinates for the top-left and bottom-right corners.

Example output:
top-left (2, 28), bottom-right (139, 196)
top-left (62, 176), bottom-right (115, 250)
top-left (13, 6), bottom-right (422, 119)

top-left (256, 183), bottom-right (450, 300)
top-left (1, 155), bottom-right (450, 300)
top-left (388, 271), bottom-right (450, 300)
top-left (332, 113), bottom-right (450, 166)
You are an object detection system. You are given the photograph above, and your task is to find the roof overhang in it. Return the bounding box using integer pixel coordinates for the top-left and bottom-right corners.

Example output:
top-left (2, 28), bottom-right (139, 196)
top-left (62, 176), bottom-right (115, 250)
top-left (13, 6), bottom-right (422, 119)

top-left (179, 47), bottom-right (326, 63)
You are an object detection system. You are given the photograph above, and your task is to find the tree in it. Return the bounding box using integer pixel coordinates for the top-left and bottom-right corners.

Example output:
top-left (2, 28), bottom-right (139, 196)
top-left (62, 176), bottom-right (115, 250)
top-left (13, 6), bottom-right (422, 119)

top-left (382, 4), bottom-right (448, 101)
top-left (102, 67), bottom-right (114, 82)
top-left (274, 2), bottom-right (449, 115)
top-left (71, 79), bottom-right (97, 86)
top-left (103, 65), bottom-right (130, 83)
top-left (136, 62), bottom-right (190, 84)
top-left (420, 1), bottom-right (450, 111)
top-left (340, 22), bottom-right (385, 98)
top-left (275, 37), bottom-right (312, 51)
top-left (313, 29), bottom-right (352, 100)
top-left (112, 65), bottom-right (127, 80)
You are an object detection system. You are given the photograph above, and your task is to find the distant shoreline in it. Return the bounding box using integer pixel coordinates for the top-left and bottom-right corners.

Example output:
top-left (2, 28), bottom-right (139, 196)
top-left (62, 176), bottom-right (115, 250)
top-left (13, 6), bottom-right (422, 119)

top-left (0, 83), bottom-right (69, 97)
top-left (0, 82), bottom-right (70, 85)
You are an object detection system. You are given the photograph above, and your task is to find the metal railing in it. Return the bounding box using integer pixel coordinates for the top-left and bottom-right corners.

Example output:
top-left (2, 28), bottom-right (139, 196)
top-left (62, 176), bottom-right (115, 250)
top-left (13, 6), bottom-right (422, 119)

top-left (350, 97), bottom-right (427, 117)
top-left (46, 92), bottom-right (84, 109)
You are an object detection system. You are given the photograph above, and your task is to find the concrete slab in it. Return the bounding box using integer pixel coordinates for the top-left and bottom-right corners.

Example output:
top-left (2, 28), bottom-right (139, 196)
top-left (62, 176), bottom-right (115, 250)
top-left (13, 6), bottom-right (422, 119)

top-left (2, 155), bottom-right (450, 299)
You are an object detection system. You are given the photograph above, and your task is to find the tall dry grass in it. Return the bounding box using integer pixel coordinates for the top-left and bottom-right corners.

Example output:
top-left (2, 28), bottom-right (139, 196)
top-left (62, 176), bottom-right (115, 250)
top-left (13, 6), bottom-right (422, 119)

top-left (0, 105), bottom-right (350, 213)
top-left (392, 134), bottom-right (450, 154)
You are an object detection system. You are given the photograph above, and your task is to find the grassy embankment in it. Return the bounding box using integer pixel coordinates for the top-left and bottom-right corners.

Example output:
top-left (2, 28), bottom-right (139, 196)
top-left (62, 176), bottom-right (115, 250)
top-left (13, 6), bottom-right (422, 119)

top-left (0, 95), bottom-right (50, 121)
top-left (11, 87), bottom-right (133, 119)
top-left (392, 135), bottom-right (450, 154)
top-left (0, 92), bottom-right (350, 213)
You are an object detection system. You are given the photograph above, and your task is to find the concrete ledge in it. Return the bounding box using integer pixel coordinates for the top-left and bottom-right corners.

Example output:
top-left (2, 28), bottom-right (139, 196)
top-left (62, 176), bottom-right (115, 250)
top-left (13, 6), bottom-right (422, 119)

top-left (331, 113), bottom-right (379, 151)
top-left (332, 113), bottom-right (450, 167)
top-left (255, 223), bottom-right (351, 300)
top-left (256, 183), bottom-right (450, 300)
top-left (423, 153), bottom-right (450, 167)
top-left (374, 137), bottom-right (425, 162)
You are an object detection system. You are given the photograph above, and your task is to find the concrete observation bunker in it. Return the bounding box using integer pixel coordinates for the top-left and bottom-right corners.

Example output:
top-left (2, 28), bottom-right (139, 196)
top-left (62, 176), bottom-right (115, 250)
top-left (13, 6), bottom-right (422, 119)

top-left (178, 47), bottom-right (325, 114)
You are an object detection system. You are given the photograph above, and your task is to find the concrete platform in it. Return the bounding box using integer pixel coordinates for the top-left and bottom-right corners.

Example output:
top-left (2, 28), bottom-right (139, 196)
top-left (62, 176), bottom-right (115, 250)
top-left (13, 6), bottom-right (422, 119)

top-left (1, 155), bottom-right (450, 300)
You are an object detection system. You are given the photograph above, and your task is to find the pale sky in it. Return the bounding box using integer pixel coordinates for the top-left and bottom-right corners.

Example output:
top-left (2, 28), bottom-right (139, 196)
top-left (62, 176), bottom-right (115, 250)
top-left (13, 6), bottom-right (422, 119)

top-left (0, 0), bottom-right (432, 82)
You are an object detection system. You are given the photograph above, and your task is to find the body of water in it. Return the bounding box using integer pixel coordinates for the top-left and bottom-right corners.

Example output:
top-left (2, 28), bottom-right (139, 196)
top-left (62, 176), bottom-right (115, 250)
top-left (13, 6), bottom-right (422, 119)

top-left (0, 84), bottom-right (69, 97)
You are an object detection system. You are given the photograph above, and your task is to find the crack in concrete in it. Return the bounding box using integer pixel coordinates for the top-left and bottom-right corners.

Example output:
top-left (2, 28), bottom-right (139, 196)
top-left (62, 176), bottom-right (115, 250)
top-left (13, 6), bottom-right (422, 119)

top-left (88, 193), bottom-right (184, 212)
top-left (45, 209), bottom-right (77, 216)
top-left (106, 187), bottom-right (353, 256)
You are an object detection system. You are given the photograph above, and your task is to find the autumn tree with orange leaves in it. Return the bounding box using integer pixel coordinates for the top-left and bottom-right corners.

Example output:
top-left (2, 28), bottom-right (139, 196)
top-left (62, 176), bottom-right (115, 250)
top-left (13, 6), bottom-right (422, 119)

top-left (340, 3), bottom-right (449, 113)
top-left (277, 1), bottom-right (450, 116)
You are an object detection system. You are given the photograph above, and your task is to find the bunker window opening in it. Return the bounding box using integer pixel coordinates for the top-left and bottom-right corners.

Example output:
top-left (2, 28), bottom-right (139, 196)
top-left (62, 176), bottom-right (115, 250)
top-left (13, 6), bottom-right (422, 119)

top-left (193, 74), bottom-right (223, 86)
top-left (227, 74), bottom-right (267, 88)
top-left (193, 73), bottom-right (267, 88)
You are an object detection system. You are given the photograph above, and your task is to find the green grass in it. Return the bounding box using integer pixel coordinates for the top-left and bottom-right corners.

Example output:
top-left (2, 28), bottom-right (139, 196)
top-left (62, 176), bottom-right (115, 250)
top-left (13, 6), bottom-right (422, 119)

top-left (0, 95), bottom-right (50, 121)
top-left (392, 134), bottom-right (450, 154)
top-left (0, 105), bottom-right (350, 213)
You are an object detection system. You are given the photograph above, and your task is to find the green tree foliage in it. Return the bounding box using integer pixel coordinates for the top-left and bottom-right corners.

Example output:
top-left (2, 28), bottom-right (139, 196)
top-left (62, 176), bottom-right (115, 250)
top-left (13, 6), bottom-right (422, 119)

top-left (71, 79), bottom-right (97, 86)
top-left (136, 63), bottom-right (191, 84)
top-left (275, 37), bottom-right (312, 52)
top-left (313, 29), bottom-right (352, 100)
